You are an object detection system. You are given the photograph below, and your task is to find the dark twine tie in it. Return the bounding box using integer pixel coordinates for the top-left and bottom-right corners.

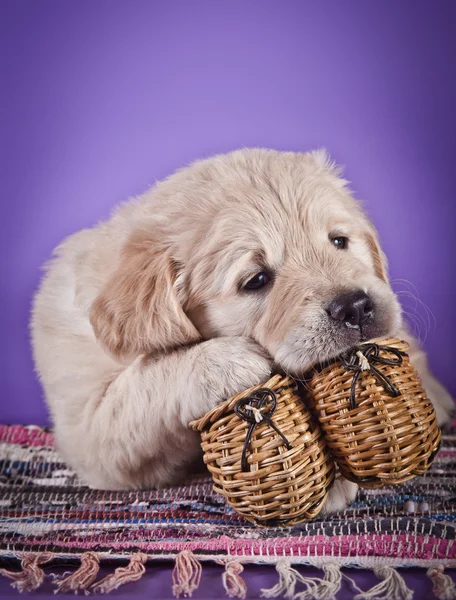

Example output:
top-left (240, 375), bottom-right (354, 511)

top-left (234, 388), bottom-right (292, 472)
top-left (341, 342), bottom-right (406, 410)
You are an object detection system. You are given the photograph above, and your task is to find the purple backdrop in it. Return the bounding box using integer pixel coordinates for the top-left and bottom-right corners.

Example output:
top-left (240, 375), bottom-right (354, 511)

top-left (1, 0), bottom-right (455, 423)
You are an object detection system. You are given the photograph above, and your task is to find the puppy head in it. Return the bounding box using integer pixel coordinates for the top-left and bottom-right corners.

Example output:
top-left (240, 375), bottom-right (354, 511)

top-left (91, 148), bottom-right (401, 373)
top-left (180, 149), bottom-right (401, 374)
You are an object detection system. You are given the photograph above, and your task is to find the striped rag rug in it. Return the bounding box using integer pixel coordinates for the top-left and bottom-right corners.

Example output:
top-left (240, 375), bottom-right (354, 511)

top-left (0, 423), bottom-right (456, 598)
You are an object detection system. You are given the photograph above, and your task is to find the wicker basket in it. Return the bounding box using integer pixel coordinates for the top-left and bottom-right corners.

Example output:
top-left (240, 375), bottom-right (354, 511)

top-left (307, 337), bottom-right (441, 488)
top-left (190, 374), bottom-right (335, 526)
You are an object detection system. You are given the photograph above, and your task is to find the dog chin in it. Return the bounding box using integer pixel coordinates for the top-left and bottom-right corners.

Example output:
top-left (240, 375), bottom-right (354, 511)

top-left (274, 317), bottom-right (395, 377)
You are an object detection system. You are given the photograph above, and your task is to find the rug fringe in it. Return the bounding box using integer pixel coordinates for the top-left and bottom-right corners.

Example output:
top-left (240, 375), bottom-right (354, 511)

top-left (427, 566), bottom-right (456, 600)
top-left (0, 552), bottom-right (53, 593)
top-left (354, 565), bottom-right (413, 600)
top-left (172, 550), bottom-right (202, 598)
top-left (261, 559), bottom-right (298, 599)
top-left (316, 563), bottom-right (343, 600)
top-left (53, 551), bottom-right (100, 594)
top-left (221, 560), bottom-right (247, 599)
top-left (90, 552), bottom-right (147, 594)
top-left (260, 560), bottom-right (342, 600)
top-left (0, 551), bottom-right (452, 598)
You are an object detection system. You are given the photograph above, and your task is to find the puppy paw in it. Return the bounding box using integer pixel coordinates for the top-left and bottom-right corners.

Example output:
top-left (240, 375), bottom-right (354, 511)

top-left (433, 401), bottom-right (454, 427)
top-left (186, 337), bottom-right (273, 422)
top-left (422, 376), bottom-right (454, 426)
top-left (320, 477), bottom-right (358, 515)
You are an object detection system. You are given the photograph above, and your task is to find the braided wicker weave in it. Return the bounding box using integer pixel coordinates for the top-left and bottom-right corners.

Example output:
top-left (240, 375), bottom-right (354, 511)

top-left (190, 374), bottom-right (335, 526)
top-left (307, 338), bottom-right (441, 488)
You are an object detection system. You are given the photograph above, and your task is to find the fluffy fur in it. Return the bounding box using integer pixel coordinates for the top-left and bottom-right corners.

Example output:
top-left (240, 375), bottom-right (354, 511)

top-left (31, 148), bottom-right (453, 512)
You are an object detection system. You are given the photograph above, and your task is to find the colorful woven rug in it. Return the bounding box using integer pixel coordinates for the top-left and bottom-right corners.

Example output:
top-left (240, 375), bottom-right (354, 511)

top-left (1, 423), bottom-right (456, 598)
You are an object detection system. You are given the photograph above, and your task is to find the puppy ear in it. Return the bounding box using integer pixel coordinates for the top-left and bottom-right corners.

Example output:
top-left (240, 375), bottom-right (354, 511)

top-left (90, 234), bottom-right (201, 358)
top-left (365, 228), bottom-right (389, 283)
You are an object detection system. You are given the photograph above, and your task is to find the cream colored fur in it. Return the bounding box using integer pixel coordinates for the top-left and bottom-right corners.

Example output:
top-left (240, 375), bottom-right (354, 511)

top-left (31, 149), bottom-right (453, 512)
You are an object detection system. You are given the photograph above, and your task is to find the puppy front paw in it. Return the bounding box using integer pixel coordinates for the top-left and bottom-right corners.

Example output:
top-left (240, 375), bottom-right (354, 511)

top-left (185, 337), bottom-right (273, 423)
top-left (433, 400), bottom-right (454, 427)
top-left (422, 376), bottom-right (454, 426)
top-left (320, 477), bottom-right (358, 515)
top-left (208, 337), bottom-right (273, 400)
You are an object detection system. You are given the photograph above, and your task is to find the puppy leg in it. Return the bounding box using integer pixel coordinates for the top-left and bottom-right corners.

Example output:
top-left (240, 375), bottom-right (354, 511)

top-left (399, 327), bottom-right (454, 425)
top-left (63, 337), bottom-right (272, 490)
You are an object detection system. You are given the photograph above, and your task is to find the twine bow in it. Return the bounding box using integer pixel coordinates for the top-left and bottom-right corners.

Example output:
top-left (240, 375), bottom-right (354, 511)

top-left (234, 388), bottom-right (291, 472)
top-left (341, 342), bottom-right (405, 409)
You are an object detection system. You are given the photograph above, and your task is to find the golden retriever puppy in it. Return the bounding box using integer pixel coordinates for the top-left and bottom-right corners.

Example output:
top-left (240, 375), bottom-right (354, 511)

top-left (31, 149), bottom-right (453, 512)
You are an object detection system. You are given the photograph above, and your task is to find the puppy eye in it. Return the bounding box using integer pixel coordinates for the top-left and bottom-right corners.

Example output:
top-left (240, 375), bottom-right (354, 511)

top-left (330, 235), bottom-right (349, 250)
top-left (244, 272), bottom-right (271, 291)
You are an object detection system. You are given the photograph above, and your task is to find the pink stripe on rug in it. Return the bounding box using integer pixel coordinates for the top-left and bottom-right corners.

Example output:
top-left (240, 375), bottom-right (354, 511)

top-left (0, 424), bottom-right (55, 448)
top-left (15, 534), bottom-right (455, 561)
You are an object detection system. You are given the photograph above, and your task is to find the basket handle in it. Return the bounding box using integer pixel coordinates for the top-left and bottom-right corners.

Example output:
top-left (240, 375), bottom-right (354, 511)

top-left (234, 388), bottom-right (292, 472)
top-left (341, 342), bottom-right (406, 409)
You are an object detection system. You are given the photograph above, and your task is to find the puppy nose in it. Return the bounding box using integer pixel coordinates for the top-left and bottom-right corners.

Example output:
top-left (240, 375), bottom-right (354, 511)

top-left (326, 290), bottom-right (374, 328)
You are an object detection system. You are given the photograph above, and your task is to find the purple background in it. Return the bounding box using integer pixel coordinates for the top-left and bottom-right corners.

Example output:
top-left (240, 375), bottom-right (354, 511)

top-left (1, 3), bottom-right (455, 598)
top-left (2, 0), bottom-right (456, 426)
top-left (2, 0), bottom-right (456, 425)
